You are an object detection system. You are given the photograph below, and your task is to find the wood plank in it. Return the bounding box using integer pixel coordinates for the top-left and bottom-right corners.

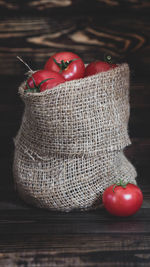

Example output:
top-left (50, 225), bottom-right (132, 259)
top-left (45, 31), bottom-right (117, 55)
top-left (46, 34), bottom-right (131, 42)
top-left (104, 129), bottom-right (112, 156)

top-left (0, 0), bottom-right (149, 13)
top-left (0, 233), bottom-right (150, 252)
top-left (0, 206), bottom-right (150, 235)
top-left (0, 234), bottom-right (150, 266)
top-left (0, 12), bottom-right (149, 78)
top-left (0, 0), bottom-right (75, 12)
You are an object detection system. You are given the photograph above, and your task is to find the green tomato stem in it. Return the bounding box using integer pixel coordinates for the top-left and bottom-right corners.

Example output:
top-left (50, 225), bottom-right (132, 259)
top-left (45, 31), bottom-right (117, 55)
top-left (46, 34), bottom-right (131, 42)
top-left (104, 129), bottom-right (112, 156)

top-left (25, 77), bottom-right (53, 93)
top-left (112, 179), bottom-right (129, 193)
top-left (53, 58), bottom-right (78, 71)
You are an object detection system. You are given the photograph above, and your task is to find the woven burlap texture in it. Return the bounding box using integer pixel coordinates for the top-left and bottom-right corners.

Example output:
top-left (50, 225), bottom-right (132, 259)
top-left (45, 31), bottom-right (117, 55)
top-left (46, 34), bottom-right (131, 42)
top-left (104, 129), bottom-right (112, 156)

top-left (13, 63), bottom-right (137, 211)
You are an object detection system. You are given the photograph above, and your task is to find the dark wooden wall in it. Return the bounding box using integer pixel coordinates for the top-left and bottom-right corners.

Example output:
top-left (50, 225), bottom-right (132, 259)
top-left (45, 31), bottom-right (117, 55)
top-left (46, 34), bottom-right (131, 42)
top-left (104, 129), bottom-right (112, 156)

top-left (0, 0), bottom-right (150, 204)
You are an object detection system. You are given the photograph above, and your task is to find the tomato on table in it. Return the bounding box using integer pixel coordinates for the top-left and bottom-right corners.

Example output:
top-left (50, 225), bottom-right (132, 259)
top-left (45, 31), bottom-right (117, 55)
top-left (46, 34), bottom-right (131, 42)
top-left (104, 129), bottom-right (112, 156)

top-left (44, 51), bottom-right (85, 81)
top-left (102, 180), bottom-right (143, 217)
top-left (25, 70), bottom-right (65, 92)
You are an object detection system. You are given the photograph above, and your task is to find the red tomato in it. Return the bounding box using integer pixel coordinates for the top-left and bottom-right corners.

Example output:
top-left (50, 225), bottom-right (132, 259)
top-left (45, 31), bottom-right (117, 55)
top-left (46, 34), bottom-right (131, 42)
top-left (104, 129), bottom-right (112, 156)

top-left (44, 51), bottom-right (85, 81)
top-left (25, 70), bottom-right (65, 92)
top-left (85, 61), bottom-right (117, 77)
top-left (102, 181), bottom-right (143, 217)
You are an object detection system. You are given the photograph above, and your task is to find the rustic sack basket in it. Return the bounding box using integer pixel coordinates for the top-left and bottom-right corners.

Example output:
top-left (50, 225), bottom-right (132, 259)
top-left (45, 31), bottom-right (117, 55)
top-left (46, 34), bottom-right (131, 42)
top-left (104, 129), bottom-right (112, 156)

top-left (13, 63), bottom-right (137, 211)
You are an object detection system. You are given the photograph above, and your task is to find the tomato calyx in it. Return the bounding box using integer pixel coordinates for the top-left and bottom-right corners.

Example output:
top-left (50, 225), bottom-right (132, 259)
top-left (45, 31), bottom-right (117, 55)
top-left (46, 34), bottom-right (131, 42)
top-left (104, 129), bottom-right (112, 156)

top-left (53, 58), bottom-right (78, 72)
top-left (26, 77), bottom-right (53, 93)
top-left (112, 180), bottom-right (129, 193)
top-left (104, 55), bottom-right (113, 64)
top-left (104, 54), bottom-right (117, 68)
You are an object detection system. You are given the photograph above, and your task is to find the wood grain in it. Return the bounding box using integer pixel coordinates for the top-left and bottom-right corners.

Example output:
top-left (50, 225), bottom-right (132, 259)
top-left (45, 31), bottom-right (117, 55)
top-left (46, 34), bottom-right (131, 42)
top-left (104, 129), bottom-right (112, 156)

top-left (0, 0), bottom-right (149, 11)
top-left (0, 233), bottom-right (150, 252)
top-left (97, 0), bottom-right (150, 9)
top-left (0, 11), bottom-right (149, 78)
top-left (0, 205), bottom-right (150, 235)
top-left (0, 233), bottom-right (149, 266)
top-left (0, 0), bottom-right (74, 11)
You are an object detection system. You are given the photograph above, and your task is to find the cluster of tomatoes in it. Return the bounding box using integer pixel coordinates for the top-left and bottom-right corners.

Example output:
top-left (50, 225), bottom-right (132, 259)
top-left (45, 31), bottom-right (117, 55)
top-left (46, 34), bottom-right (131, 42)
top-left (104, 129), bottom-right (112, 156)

top-left (25, 51), bottom-right (117, 93)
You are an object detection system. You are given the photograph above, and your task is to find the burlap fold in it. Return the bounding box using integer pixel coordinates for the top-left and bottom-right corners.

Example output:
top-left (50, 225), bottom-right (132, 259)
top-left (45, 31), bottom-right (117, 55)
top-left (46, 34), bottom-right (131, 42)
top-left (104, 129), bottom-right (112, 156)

top-left (13, 63), bottom-right (137, 211)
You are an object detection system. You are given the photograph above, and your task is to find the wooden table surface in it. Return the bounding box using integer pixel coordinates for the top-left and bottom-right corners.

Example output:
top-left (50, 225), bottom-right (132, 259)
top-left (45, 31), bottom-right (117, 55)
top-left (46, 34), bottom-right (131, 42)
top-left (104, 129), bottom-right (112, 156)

top-left (0, 0), bottom-right (150, 266)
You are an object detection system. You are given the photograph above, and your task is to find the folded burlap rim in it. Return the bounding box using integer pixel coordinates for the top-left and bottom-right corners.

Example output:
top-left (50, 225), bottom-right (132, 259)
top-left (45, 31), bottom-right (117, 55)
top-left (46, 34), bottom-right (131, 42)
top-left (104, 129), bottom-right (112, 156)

top-left (19, 63), bottom-right (127, 97)
top-left (15, 63), bottom-right (131, 158)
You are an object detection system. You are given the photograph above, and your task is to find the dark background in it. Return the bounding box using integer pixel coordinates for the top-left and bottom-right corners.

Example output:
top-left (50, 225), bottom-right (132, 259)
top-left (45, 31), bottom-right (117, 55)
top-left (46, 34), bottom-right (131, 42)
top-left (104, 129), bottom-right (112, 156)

top-left (0, 0), bottom-right (150, 265)
top-left (0, 0), bottom-right (149, 198)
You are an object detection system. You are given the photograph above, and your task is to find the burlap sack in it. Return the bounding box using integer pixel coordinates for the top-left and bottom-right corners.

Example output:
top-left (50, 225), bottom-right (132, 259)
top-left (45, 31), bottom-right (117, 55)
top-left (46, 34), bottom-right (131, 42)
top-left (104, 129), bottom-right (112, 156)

top-left (13, 63), bottom-right (137, 211)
